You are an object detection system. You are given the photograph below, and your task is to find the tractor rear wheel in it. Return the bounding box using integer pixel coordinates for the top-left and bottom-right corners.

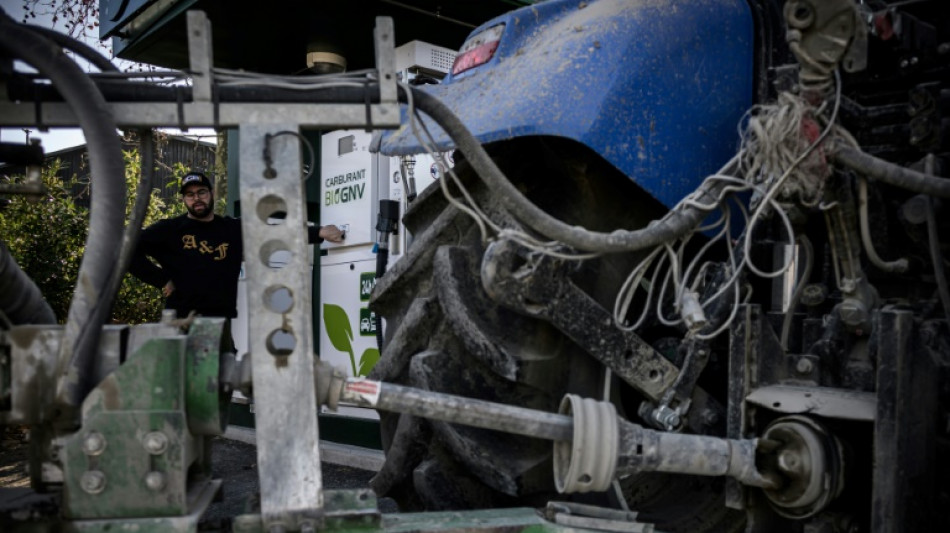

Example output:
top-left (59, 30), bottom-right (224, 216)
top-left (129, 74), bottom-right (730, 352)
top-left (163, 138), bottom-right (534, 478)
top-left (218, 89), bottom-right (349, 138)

top-left (368, 138), bottom-right (742, 532)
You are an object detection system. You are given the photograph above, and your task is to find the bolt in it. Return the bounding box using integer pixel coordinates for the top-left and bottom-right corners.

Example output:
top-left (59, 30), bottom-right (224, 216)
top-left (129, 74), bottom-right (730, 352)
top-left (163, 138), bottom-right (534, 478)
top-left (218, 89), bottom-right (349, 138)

top-left (80, 470), bottom-right (106, 494)
top-left (900, 58), bottom-right (910, 68)
top-left (702, 410), bottom-right (720, 426)
top-left (777, 449), bottom-right (802, 475)
top-left (800, 284), bottom-right (827, 307)
top-left (795, 357), bottom-right (814, 374)
top-left (143, 432), bottom-right (169, 455)
top-left (82, 431), bottom-right (106, 456)
top-left (663, 413), bottom-right (682, 430)
top-left (144, 471), bottom-right (166, 491)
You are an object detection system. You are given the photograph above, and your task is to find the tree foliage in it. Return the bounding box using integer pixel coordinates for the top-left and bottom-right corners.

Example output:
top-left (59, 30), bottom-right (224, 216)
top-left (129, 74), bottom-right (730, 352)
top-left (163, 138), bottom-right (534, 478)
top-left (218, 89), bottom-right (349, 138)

top-left (0, 146), bottom-right (194, 324)
top-left (19, 0), bottom-right (100, 40)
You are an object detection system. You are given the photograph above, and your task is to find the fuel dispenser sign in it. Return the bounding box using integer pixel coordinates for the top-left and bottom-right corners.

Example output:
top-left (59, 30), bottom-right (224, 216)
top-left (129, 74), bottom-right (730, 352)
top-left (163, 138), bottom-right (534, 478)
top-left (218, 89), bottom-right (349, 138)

top-left (360, 272), bottom-right (375, 301)
top-left (320, 130), bottom-right (374, 247)
top-left (359, 272), bottom-right (377, 337)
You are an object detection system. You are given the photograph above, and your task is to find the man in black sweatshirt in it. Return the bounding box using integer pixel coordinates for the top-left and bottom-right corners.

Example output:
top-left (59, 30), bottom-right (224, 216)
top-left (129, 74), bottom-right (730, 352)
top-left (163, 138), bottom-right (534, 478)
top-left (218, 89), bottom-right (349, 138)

top-left (129, 171), bottom-right (343, 348)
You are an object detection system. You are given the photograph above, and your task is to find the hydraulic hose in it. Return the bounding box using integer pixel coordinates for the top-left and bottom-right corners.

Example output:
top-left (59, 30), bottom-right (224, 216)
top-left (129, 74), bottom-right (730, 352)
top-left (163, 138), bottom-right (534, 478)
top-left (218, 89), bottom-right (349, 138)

top-left (5, 77), bottom-right (729, 254)
top-left (831, 143), bottom-right (950, 198)
top-left (23, 23), bottom-right (118, 73)
top-left (925, 197), bottom-right (950, 325)
top-left (406, 86), bottom-right (729, 253)
top-left (374, 200), bottom-right (400, 350)
top-left (0, 17), bottom-right (127, 416)
top-left (922, 155), bottom-right (950, 325)
top-left (90, 129), bottom-right (155, 329)
top-left (0, 239), bottom-right (56, 325)
top-left (857, 177), bottom-right (909, 273)
top-left (780, 234), bottom-right (814, 352)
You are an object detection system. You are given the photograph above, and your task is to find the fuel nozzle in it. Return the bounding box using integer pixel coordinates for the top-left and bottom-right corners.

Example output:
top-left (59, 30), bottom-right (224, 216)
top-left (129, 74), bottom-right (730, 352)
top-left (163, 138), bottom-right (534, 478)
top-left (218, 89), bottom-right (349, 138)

top-left (373, 200), bottom-right (400, 349)
top-left (375, 200), bottom-right (400, 247)
top-left (399, 156), bottom-right (417, 203)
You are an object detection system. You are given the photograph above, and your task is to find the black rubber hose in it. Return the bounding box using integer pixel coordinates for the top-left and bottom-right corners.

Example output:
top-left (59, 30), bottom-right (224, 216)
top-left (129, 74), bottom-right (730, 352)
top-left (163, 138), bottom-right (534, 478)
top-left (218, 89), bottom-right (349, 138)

top-left (0, 16), bottom-right (126, 414)
top-left (925, 198), bottom-right (950, 324)
top-left (89, 129), bottom-right (155, 330)
top-left (374, 247), bottom-right (388, 350)
top-left (0, 239), bottom-right (57, 325)
top-left (23, 23), bottom-right (119, 73)
top-left (6, 75), bottom-right (724, 254)
top-left (406, 86), bottom-right (729, 253)
top-left (831, 143), bottom-right (950, 198)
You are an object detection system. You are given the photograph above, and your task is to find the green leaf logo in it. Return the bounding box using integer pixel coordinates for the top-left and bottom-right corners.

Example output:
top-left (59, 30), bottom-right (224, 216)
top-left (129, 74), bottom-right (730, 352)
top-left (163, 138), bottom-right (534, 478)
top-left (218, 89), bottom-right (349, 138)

top-left (323, 303), bottom-right (356, 375)
top-left (358, 348), bottom-right (380, 376)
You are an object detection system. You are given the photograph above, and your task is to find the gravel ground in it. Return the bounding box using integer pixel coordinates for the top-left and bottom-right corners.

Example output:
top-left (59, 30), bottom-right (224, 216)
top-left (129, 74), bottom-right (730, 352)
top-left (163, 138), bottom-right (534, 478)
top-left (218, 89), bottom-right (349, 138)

top-left (1, 428), bottom-right (398, 525)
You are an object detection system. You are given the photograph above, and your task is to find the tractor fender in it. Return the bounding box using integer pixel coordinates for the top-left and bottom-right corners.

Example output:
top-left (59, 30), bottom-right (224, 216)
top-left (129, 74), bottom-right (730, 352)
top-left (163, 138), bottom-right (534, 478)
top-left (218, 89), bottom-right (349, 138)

top-left (381, 0), bottom-right (754, 209)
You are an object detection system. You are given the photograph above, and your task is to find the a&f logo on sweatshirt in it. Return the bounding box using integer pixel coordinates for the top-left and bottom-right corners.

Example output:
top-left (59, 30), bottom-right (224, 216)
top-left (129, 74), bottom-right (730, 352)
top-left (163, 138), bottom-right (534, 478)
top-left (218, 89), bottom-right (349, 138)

top-left (182, 235), bottom-right (230, 260)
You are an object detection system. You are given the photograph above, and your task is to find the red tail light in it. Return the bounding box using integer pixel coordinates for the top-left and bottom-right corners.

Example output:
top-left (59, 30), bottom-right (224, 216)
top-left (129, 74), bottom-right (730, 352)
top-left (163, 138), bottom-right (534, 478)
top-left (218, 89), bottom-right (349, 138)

top-left (451, 24), bottom-right (505, 76)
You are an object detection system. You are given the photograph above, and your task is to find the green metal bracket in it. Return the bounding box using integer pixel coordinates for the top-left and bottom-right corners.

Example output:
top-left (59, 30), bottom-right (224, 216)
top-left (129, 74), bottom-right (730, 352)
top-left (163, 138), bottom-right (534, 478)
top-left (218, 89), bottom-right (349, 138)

top-left (61, 335), bottom-right (193, 519)
top-left (185, 317), bottom-right (230, 436)
top-left (233, 489), bottom-right (382, 532)
top-left (66, 480), bottom-right (221, 533)
top-left (59, 318), bottom-right (228, 526)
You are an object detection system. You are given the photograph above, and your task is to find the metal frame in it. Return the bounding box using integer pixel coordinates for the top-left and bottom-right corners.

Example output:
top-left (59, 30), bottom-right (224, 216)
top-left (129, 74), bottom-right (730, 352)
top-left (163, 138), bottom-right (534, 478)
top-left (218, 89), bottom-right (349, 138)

top-left (0, 15), bottom-right (399, 130)
top-left (239, 122), bottom-right (325, 528)
top-left (0, 11), bottom-right (400, 530)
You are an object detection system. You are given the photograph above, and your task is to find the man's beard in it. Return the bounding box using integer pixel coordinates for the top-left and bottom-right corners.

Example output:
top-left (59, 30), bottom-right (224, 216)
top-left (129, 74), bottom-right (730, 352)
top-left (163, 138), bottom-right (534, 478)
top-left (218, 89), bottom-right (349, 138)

top-left (187, 201), bottom-right (212, 219)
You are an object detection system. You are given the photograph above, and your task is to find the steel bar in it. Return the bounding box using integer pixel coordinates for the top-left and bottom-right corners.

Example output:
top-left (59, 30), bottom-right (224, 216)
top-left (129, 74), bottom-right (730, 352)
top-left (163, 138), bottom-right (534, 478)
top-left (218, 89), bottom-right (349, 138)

top-left (241, 122), bottom-right (323, 526)
top-left (0, 101), bottom-right (401, 128)
top-left (340, 377), bottom-right (574, 442)
top-left (186, 12), bottom-right (213, 103)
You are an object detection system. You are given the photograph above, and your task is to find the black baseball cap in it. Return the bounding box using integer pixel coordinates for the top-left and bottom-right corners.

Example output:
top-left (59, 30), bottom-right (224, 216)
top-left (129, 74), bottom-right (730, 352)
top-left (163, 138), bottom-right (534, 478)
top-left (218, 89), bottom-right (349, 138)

top-left (179, 172), bottom-right (212, 194)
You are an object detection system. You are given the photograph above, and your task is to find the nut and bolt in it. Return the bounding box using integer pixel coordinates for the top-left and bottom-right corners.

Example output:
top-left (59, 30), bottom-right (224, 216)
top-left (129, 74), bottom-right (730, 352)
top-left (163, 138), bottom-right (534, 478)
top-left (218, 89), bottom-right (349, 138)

top-left (82, 431), bottom-right (106, 456)
top-left (800, 284), bottom-right (827, 307)
top-left (702, 410), bottom-right (720, 426)
top-left (144, 471), bottom-right (167, 491)
top-left (662, 412), bottom-right (682, 430)
top-left (143, 431), bottom-right (169, 455)
top-left (795, 357), bottom-right (815, 375)
top-left (80, 470), bottom-right (106, 494)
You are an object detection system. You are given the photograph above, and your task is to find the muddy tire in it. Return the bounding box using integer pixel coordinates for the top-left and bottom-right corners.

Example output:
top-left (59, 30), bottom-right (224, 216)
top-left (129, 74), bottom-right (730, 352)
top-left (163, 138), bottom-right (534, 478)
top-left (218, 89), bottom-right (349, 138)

top-left (368, 138), bottom-right (742, 531)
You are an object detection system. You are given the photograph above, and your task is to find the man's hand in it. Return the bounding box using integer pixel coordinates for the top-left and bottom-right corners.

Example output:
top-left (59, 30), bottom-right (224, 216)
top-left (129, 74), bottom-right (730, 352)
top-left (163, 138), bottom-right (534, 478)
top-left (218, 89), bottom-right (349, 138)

top-left (319, 225), bottom-right (345, 243)
top-left (162, 280), bottom-right (175, 298)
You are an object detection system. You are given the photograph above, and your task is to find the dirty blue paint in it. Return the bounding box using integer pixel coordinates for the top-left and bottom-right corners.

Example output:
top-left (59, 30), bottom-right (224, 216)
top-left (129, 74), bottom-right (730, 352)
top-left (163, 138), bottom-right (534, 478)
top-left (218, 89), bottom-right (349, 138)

top-left (381, 0), bottom-right (754, 209)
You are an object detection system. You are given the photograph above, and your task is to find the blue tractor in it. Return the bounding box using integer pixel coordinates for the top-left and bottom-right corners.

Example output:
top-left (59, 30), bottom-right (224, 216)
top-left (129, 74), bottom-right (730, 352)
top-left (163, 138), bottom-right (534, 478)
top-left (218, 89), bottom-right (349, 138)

top-left (0, 0), bottom-right (947, 531)
top-left (370, 0), bottom-right (950, 531)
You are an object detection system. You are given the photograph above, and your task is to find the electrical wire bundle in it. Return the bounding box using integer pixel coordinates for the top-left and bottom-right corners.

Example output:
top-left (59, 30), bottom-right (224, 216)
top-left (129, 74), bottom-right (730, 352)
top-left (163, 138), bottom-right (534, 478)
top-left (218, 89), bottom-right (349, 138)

top-left (399, 72), bottom-right (849, 340)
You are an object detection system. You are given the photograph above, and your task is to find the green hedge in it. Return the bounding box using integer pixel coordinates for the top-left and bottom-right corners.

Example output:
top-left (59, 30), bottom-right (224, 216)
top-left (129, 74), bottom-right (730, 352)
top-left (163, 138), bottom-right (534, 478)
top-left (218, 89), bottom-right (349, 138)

top-left (0, 150), bottom-right (198, 324)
